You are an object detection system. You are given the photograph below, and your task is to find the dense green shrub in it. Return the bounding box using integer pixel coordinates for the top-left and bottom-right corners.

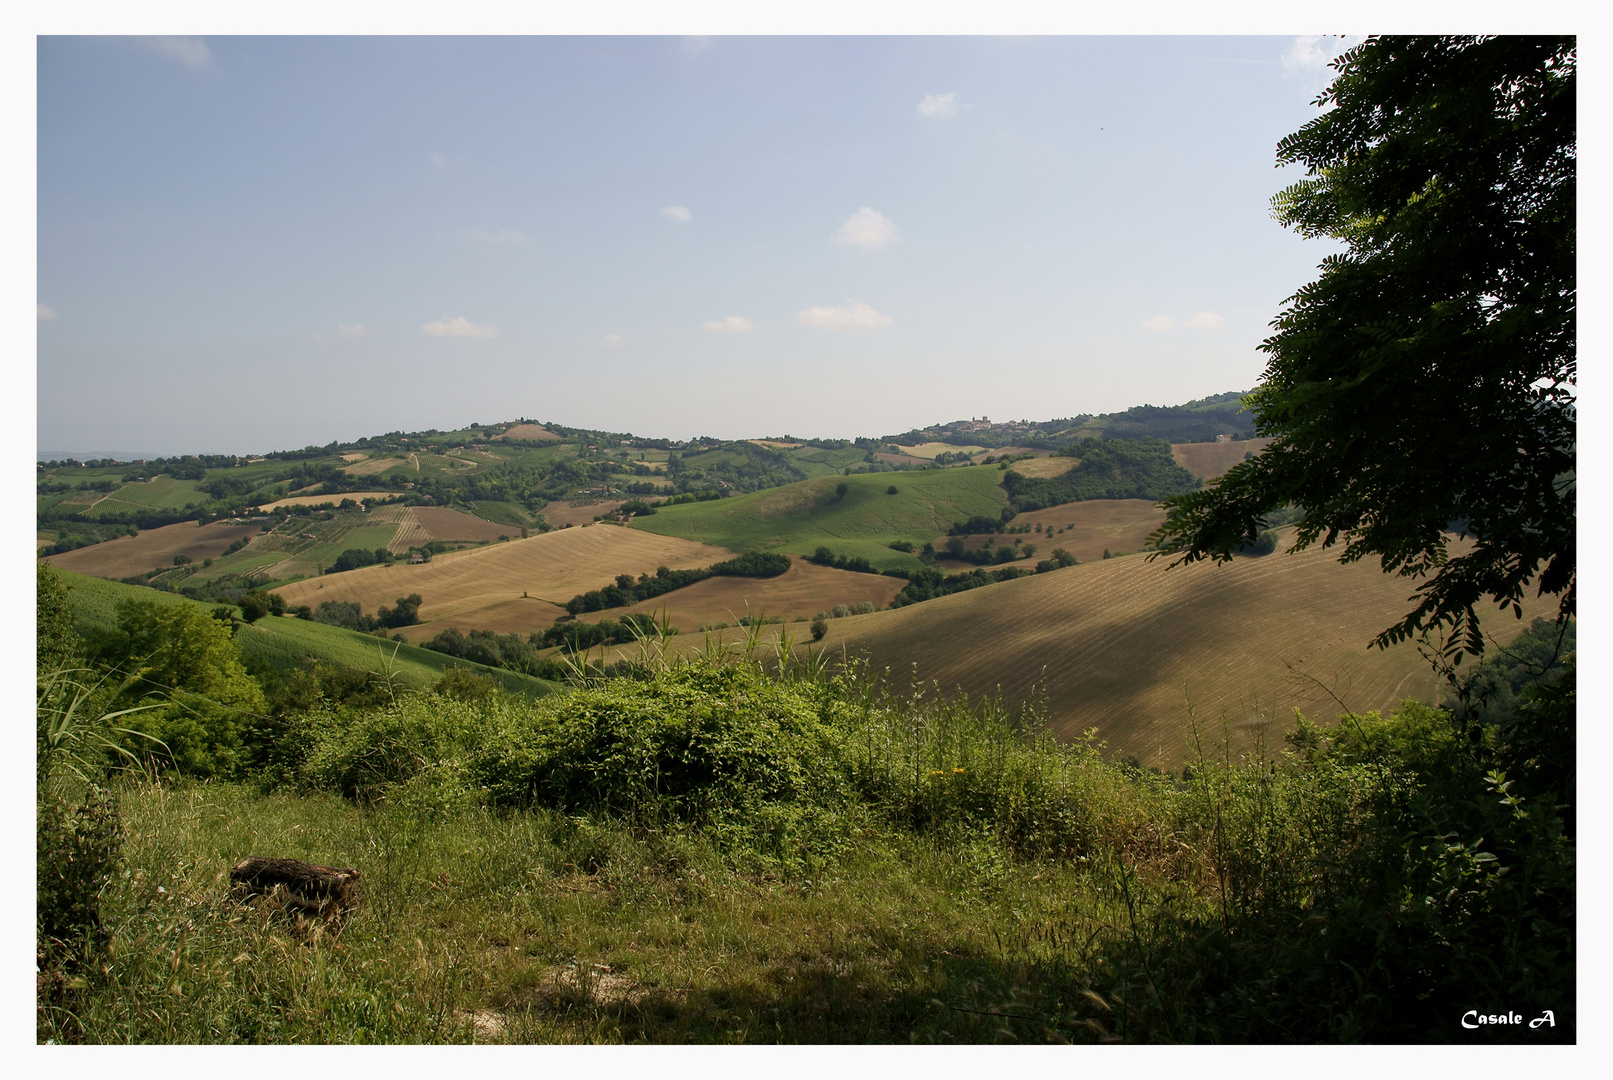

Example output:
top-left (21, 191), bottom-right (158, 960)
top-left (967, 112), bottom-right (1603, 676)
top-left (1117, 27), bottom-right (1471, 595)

top-left (37, 786), bottom-right (123, 973)
top-left (291, 662), bottom-right (864, 866)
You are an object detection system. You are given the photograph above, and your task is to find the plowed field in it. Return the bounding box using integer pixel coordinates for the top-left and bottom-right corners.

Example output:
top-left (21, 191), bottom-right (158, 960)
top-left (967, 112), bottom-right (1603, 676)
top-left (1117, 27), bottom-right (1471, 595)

top-left (270, 524), bottom-right (734, 638)
top-left (541, 500), bottom-right (626, 528)
top-left (412, 507), bottom-right (513, 543)
top-left (611, 557), bottom-right (907, 632)
top-left (946, 500), bottom-right (1167, 563)
top-left (1171, 438), bottom-right (1274, 481)
top-left (42, 521), bottom-right (264, 580)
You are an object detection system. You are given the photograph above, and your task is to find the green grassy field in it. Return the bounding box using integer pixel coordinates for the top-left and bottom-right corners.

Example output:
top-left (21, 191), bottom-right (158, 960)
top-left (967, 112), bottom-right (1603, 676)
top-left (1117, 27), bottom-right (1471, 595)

top-left (76, 476), bottom-right (206, 517)
top-left (631, 467), bottom-right (1009, 571)
top-left (55, 570), bottom-right (558, 697)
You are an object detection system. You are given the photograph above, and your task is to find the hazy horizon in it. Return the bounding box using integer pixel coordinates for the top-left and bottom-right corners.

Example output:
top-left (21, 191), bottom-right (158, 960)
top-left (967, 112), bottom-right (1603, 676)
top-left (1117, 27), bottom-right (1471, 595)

top-left (38, 34), bottom-right (1355, 457)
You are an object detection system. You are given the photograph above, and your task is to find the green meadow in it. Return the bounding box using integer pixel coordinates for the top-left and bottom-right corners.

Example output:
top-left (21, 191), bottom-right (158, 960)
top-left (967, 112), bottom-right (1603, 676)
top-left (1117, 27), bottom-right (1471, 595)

top-left (632, 467), bottom-right (1009, 571)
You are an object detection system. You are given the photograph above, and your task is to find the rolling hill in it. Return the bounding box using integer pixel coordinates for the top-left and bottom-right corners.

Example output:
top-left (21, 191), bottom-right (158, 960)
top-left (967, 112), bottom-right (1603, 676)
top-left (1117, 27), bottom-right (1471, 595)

top-left (53, 570), bottom-right (560, 697)
top-left (629, 467), bottom-right (1010, 571)
top-left (592, 533), bottom-right (1556, 768)
top-left (269, 523), bottom-right (735, 638)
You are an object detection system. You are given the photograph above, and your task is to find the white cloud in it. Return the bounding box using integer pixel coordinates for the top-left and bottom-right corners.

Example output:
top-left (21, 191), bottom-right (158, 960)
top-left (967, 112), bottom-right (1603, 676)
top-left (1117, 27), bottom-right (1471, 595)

top-left (428, 152), bottom-right (447, 169)
top-left (661, 205), bottom-right (693, 223)
top-left (832, 207), bottom-right (898, 251)
top-left (135, 36), bottom-right (215, 72)
top-left (38, 303), bottom-right (57, 321)
top-left (1143, 314), bottom-right (1176, 333)
top-left (602, 333), bottom-right (625, 348)
top-left (1282, 35), bottom-right (1357, 81)
top-left (1188, 311), bottom-right (1226, 330)
top-left (796, 301), bottom-right (892, 331)
top-left (918, 92), bottom-right (959, 118)
top-left (335, 323), bottom-right (371, 338)
top-left (703, 315), bottom-right (754, 333)
top-left (453, 225), bottom-right (529, 244)
top-left (422, 316), bottom-right (498, 339)
top-left (682, 37), bottom-right (715, 54)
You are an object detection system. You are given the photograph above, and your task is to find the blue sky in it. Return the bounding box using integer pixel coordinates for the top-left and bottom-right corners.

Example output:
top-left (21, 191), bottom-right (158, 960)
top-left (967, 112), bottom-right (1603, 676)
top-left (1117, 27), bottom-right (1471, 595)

top-left (37, 33), bottom-right (1359, 456)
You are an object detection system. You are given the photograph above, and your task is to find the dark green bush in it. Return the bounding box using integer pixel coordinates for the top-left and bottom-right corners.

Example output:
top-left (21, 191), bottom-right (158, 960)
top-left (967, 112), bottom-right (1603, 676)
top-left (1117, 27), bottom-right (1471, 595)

top-left (37, 786), bottom-right (123, 972)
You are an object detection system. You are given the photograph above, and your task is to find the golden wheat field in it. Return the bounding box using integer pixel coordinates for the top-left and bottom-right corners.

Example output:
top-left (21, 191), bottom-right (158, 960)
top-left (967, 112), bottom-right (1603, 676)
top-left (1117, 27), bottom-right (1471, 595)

top-left (253, 491), bottom-right (400, 510)
top-left (1000, 456), bottom-right (1077, 479)
top-left (600, 535), bottom-right (1556, 768)
top-left (41, 520), bottom-right (264, 580)
top-left (1171, 438), bottom-right (1275, 481)
top-left (497, 423), bottom-right (561, 442)
top-left (270, 524), bottom-right (734, 638)
top-left (610, 556), bottom-right (908, 632)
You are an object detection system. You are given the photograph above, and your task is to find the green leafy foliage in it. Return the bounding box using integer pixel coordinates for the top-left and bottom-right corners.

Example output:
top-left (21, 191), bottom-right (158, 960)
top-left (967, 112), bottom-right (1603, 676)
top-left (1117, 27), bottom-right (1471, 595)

top-left (37, 786), bottom-right (123, 976)
top-left (1150, 36), bottom-right (1576, 661)
top-left (564, 553), bottom-right (790, 616)
top-left (94, 600), bottom-right (269, 778)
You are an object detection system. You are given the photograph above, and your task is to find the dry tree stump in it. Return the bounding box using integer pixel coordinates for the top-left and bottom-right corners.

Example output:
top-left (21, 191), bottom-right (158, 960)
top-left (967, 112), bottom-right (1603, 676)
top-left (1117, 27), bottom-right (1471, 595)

top-left (230, 857), bottom-right (362, 932)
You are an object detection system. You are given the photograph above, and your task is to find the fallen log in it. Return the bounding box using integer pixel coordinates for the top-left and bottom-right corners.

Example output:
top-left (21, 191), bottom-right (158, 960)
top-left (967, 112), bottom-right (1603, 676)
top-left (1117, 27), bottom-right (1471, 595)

top-left (229, 856), bottom-right (362, 927)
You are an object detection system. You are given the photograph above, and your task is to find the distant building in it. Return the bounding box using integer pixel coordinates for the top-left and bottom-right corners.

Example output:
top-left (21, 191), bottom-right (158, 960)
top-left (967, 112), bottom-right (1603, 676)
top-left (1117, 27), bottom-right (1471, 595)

top-left (407, 553), bottom-right (425, 565)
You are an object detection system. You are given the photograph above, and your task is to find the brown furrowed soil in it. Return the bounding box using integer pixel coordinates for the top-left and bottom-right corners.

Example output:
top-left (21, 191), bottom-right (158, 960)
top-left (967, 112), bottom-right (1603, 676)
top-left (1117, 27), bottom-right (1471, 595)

top-left (271, 524), bottom-right (734, 638)
top-left (1171, 438), bottom-right (1274, 481)
top-left (944, 499), bottom-right (1167, 563)
top-left (41, 521), bottom-right (264, 579)
top-left (541, 500), bottom-right (627, 528)
top-left (412, 506), bottom-right (515, 543)
top-left (597, 534), bottom-right (1555, 768)
top-left (254, 491), bottom-right (400, 510)
top-left (610, 557), bottom-right (908, 632)
top-left (498, 423), bottom-right (561, 442)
